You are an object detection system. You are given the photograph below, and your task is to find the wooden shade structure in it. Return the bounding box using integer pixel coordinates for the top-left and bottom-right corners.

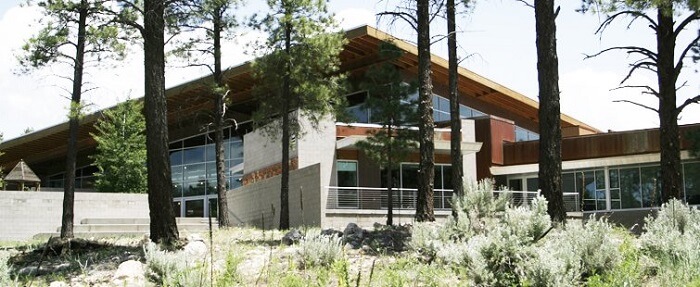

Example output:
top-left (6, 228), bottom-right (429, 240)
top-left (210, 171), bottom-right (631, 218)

top-left (3, 159), bottom-right (41, 191)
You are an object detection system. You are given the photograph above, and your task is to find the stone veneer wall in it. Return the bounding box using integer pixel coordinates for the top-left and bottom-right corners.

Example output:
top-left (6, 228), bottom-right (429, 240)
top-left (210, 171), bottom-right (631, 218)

top-left (0, 191), bottom-right (148, 241)
top-left (226, 164), bottom-right (322, 229)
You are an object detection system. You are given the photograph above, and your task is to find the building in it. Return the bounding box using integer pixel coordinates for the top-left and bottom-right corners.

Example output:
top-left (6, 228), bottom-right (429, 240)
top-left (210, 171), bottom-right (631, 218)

top-left (1, 25), bottom-right (698, 229)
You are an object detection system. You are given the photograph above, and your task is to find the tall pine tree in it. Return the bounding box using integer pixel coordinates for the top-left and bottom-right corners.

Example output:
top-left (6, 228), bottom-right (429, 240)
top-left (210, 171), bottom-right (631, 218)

top-left (19, 0), bottom-right (131, 239)
top-left (251, 0), bottom-right (347, 230)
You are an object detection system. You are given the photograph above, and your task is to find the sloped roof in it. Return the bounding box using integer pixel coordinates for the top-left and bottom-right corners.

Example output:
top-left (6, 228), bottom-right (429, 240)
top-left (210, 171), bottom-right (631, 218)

top-left (4, 159), bottom-right (41, 183)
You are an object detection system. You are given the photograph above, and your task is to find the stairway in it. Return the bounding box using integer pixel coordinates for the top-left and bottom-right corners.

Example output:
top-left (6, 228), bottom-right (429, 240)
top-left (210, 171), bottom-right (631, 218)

top-left (33, 217), bottom-right (218, 239)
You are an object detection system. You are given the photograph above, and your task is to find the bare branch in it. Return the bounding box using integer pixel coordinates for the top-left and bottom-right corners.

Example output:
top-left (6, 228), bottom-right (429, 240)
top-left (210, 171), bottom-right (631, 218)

top-left (620, 60), bottom-right (657, 84)
top-left (595, 10), bottom-right (657, 35)
top-left (678, 95), bottom-right (700, 112)
top-left (377, 11), bottom-right (417, 31)
top-left (613, 99), bottom-right (659, 113)
top-left (585, 46), bottom-right (657, 62)
top-left (675, 32), bottom-right (700, 77)
top-left (611, 85), bottom-right (659, 97)
top-left (515, 0), bottom-right (534, 9)
top-left (674, 11), bottom-right (700, 38)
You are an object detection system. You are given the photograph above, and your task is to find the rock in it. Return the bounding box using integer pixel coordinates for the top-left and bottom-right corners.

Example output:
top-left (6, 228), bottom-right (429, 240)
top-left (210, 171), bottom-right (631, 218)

top-left (320, 228), bottom-right (343, 238)
top-left (188, 233), bottom-right (205, 242)
top-left (184, 240), bottom-right (208, 257)
top-left (112, 260), bottom-right (145, 286)
top-left (282, 229), bottom-right (303, 245)
top-left (49, 281), bottom-right (68, 287)
top-left (18, 266), bottom-right (38, 276)
top-left (343, 223), bottom-right (367, 248)
top-left (53, 262), bottom-right (71, 272)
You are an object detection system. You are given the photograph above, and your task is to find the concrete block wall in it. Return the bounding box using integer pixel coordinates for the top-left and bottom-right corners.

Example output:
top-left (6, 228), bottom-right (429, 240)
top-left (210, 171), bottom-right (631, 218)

top-left (242, 117), bottom-right (299, 174)
top-left (226, 164), bottom-right (322, 229)
top-left (0, 191), bottom-right (148, 241)
top-left (462, 119), bottom-right (479, 182)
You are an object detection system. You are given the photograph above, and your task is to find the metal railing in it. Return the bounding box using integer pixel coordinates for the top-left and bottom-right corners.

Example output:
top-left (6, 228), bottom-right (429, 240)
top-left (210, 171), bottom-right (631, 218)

top-left (492, 190), bottom-right (581, 212)
top-left (325, 186), bottom-right (453, 210)
top-left (326, 186), bottom-right (581, 213)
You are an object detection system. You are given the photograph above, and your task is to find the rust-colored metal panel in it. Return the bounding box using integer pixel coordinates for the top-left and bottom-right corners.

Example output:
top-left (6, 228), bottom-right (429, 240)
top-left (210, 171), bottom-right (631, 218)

top-left (503, 124), bottom-right (700, 165)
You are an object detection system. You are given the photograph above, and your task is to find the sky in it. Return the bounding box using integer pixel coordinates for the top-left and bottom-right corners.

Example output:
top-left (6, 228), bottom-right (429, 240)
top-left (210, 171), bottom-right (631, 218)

top-left (1, 0), bottom-right (699, 141)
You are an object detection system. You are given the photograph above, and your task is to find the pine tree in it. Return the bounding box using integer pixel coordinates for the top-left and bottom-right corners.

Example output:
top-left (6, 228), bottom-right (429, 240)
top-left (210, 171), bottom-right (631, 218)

top-left (581, 0), bottom-right (700, 202)
top-left (535, 0), bottom-right (566, 222)
top-left (18, 0), bottom-right (131, 239)
top-left (251, 0), bottom-right (347, 230)
top-left (356, 42), bottom-right (418, 226)
top-left (91, 99), bottom-right (147, 193)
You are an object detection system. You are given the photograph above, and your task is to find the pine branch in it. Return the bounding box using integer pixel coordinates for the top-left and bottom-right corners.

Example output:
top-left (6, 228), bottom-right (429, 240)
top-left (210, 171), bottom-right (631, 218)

top-left (678, 95), bottom-right (700, 113)
top-left (585, 45), bottom-right (657, 62)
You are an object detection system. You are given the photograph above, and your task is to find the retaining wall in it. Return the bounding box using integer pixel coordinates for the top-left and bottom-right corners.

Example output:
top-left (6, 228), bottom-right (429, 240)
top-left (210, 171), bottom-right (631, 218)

top-left (0, 191), bottom-right (148, 241)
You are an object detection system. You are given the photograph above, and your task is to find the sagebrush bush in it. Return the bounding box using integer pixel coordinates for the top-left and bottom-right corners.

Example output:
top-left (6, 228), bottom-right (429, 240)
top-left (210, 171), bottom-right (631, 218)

top-left (0, 251), bottom-right (15, 286)
top-left (144, 242), bottom-right (209, 286)
top-left (639, 199), bottom-right (700, 285)
top-left (566, 217), bottom-right (623, 277)
top-left (299, 234), bottom-right (343, 268)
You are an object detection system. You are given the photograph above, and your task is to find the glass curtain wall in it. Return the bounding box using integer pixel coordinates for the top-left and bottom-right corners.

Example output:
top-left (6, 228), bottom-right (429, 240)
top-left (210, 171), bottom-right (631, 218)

top-left (170, 126), bottom-right (244, 217)
top-left (509, 161), bottom-right (699, 212)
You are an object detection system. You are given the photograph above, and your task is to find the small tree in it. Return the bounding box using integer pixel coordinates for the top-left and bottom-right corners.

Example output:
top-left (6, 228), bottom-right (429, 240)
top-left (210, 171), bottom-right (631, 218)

top-left (356, 42), bottom-right (418, 226)
top-left (91, 99), bottom-right (147, 193)
top-left (251, 0), bottom-right (347, 230)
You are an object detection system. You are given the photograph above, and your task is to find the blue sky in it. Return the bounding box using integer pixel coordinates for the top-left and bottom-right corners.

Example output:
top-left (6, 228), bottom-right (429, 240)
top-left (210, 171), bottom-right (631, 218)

top-left (1, 0), bottom-right (699, 140)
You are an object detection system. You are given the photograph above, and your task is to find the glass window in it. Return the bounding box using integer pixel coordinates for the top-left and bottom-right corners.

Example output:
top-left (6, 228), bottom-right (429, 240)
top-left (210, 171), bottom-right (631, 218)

top-left (620, 167), bottom-right (642, 209)
top-left (443, 165), bottom-right (453, 190)
top-left (170, 150), bottom-right (183, 166)
top-left (459, 104), bottom-right (472, 118)
top-left (337, 161), bottom-right (358, 187)
top-left (640, 166), bottom-right (662, 207)
top-left (205, 144), bottom-right (216, 162)
top-left (185, 199), bottom-right (204, 217)
top-left (401, 164), bottom-right (419, 189)
top-left (183, 146), bottom-right (205, 165)
top-left (684, 162), bottom-right (700, 204)
top-left (184, 163), bottom-right (206, 181)
top-left (434, 166), bottom-right (443, 189)
top-left (562, 173), bottom-right (575, 192)
top-left (526, 178), bottom-right (539, 191)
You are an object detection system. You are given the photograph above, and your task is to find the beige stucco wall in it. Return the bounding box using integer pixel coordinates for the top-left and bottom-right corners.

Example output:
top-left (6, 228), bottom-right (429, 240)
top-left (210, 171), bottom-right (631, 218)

top-left (225, 164), bottom-right (322, 229)
top-left (0, 191), bottom-right (149, 241)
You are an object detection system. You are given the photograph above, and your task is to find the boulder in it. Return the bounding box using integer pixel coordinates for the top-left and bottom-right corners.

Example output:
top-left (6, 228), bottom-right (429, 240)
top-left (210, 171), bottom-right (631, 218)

top-left (184, 240), bottom-right (208, 257)
top-left (112, 260), bottom-right (145, 286)
top-left (281, 229), bottom-right (304, 245)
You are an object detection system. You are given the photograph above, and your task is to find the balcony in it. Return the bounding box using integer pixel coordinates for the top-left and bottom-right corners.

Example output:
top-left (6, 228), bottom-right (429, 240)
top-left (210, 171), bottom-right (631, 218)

top-left (325, 187), bottom-right (581, 215)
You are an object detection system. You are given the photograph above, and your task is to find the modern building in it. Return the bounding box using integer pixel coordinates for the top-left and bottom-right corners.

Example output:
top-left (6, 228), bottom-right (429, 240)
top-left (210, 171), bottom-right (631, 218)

top-left (1, 26), bottom-right (698, 229)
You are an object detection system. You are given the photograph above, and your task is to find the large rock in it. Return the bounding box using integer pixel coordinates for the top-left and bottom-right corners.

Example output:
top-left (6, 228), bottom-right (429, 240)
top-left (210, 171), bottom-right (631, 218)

top-left (282, 229), bottom-right (304, 245)
top-left (343, 223), bottom-right (367, 248)
top-left (112, 260), bottom-right (145, 286)
top-left (184, 240), bottom-right (208, 257)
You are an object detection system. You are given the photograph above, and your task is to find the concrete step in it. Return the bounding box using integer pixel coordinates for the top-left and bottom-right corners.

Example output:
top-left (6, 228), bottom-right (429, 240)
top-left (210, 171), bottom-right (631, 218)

top-left (61, 223), bottom-right (217, 233)
top-left (33, 229), bottom-right (214, 240)
top-left (80, 217), bottom-right (217, 225)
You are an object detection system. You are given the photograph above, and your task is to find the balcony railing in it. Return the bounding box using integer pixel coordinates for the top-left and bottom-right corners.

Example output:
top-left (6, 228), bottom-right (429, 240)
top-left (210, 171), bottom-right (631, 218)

top-left (326, 187), bottom-right (581, 213)
top-left (325, 187), bottom-right (453, 210)
top-left (492, 190), bottom-right (581, 212)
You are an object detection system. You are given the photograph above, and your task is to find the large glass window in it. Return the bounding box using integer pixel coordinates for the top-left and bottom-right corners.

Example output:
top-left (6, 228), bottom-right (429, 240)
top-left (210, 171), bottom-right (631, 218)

top-left (562, 169), bottom-right (606, 211)
top-left (337, 160), bottom-right (358, 208)
top-left (618, 167), bottom-right (642, 209)
top-left (684, 162), bottom-right (700, 204)
top-left (169, 124), bottom-right (246, 217)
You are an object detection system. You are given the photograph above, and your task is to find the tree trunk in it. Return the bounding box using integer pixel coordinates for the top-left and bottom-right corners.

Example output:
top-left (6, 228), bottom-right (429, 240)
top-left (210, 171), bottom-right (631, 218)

top-left (60, 2), bottom-right (87, 240)
top-left (144, 0), bottom-right (179, 244)
top-left (415, 0), bottom-right (435, 222)
top-left (279, 19), bottom-right (292, 230)
top-left (656, 5), bottom-right (682, 202)
top-left (535, 0), bottom-right (566, 223)
top-left (212, 10), bottom-right (231, 227)
top-left (447, 0), bottom-right (463, 213)
top-left (386, 124), bottom-right (393, 226)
